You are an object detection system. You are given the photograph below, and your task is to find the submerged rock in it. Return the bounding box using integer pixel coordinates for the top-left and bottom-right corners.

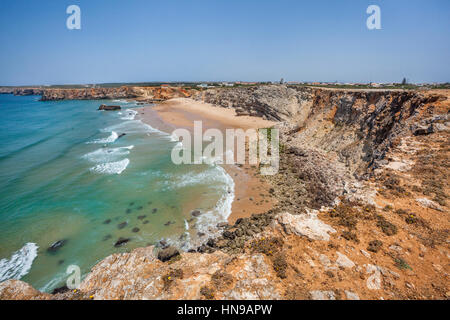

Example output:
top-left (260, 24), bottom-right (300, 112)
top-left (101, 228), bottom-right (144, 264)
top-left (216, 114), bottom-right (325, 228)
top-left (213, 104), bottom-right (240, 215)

top-left (114, 237), bottom-right (130, 247)
top-left (47, 240), bottom-right (67, 253)
top-left (191, 210), bottom-right (201, 217)
top-left (132, 227), bottom-right (140, 233)
top-left (117, 222), bottom-right (128, 229)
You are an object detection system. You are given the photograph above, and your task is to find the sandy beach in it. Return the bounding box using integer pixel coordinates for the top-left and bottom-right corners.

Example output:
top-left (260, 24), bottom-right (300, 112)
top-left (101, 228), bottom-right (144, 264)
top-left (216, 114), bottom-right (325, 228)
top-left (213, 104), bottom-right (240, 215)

top-left (136, 98), bottom-right (277, 224)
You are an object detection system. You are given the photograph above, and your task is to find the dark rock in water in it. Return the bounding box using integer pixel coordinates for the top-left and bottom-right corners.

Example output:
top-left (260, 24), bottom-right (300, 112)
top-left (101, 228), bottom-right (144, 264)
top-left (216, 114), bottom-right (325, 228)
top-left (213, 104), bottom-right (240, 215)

top-left (217, 222), bottom-right (228, 228)
top-left (52, 285), bottom-right (69, 294)
top-left (197, 232), bottom-right (206, 237)
top-left (143, 220), bottom-right (149, 224)
top-left (58, 260), bottom-right (65, 265)
top-left (126, 208), bottom-right (132, 214)
top-left (159, 240), bottom-right (168, 248)
top-left (137, 215), bottom-right (146, 220)
top-left (164, 221), bottom-right (175, 226)
top-left (152, 208), bottom-right (158, 214)
top-left (103, 234), bottom-right (112, 241)
top-left (117, 133), bottom-right (126, 139)
top-left (98, 104), bottom-right (121, 111)
top-left (114, 237), bottom-right (130, 247)
top-left (188, 249), bottom-right (196, 253)
top-left (132, 227), bottom-right (140, 233)
top-left (47, 240), bottom-right (67, 253)
top-left (137, 206), bottom-right (143, 210)
top-left (235, 218), bottom-right (243, 225)
top-left (157, 246), bottom-right (180, 262)
top-left (118, 222), bottom-right (128, 229)
top-left (103, 219), bottom-right (111, 224)
top-left (129, 202), bottom-right (135, 206)
top-left (191, 210), bottom-right (201, 217)
top-left (197, 245), bottom-right (207, 253)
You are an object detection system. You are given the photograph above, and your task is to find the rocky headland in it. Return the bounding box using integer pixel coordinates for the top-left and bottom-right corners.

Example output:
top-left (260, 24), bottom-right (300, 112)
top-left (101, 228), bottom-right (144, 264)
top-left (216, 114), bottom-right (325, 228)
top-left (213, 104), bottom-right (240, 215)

top-left (0, 86), bottom-right (194, 102)
top-left (1, 85), bottom-right (448, 300)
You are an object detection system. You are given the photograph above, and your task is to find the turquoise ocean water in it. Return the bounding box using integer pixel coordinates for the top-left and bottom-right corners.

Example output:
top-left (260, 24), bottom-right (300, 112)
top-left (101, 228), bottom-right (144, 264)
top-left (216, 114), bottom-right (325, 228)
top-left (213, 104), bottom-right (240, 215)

top-left (0, 95), bottom-right (234, 292)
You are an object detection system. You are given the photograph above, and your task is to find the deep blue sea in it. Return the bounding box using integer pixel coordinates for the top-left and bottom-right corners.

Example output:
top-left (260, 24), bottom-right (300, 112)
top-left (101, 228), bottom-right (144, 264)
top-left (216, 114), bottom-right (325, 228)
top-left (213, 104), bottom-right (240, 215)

top-left (0, 94), bottom-right (233, 292)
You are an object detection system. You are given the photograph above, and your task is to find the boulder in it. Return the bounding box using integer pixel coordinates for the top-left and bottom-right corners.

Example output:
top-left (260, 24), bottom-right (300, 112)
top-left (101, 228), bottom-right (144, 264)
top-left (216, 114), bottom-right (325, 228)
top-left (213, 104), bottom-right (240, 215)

top-left (275, 211), bottom-right (336, 241)
top-left (47, 240), bottom-right (67, 253)
top-left (114, 237), bottom-right (130, 247)
top-left (98, 104), bottom-right (121, 111)
top-left (191, 210), bottom-right (201, 217)
top-left (157, 246), bottom-right (180, 262)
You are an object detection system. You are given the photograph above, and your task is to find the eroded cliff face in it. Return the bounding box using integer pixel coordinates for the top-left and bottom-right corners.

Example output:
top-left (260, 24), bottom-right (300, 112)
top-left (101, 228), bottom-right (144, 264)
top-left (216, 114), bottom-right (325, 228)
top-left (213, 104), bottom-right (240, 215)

top-left (40, 86), bottom-right (193, 101)
top-left (196, 85), bottom-right (447, 177)
top-left (194, 85), bottom-right (314, 121)
top-left (1, 86), bottom-right (448, 300)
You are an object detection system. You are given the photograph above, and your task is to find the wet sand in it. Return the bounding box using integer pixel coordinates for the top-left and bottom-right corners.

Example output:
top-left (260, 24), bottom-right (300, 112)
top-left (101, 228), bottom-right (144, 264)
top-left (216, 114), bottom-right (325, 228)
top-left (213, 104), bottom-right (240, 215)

top-left (136, 98), bottom-right (277, 224)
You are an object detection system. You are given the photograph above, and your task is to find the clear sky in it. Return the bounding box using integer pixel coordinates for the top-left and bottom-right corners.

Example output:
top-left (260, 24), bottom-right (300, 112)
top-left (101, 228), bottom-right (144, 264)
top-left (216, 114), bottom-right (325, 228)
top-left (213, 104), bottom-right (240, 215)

top-left (0, 0), bottom-right (449, 85)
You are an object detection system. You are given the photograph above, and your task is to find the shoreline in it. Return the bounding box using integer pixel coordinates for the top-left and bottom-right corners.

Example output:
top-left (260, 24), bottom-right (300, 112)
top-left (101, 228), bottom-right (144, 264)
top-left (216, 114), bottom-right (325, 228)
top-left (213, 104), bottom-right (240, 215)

top-left (135, 98), bottom-right (277, 224)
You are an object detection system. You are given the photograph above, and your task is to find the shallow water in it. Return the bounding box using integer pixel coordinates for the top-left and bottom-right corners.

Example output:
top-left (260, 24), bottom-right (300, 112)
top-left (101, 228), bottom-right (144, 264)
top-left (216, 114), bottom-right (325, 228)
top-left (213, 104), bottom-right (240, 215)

top-left (0, 95), bottom-right (233, 292)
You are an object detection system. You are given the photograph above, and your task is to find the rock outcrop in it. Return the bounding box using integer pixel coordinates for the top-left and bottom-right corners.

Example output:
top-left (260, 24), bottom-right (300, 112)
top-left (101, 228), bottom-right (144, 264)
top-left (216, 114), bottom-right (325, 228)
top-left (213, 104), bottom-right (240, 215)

top-left (196, 85), bottom-right (446, 177)
top-left (40, 86), bottom-right (193, 101)
top-left (98, 104), bottom-right (121, 111)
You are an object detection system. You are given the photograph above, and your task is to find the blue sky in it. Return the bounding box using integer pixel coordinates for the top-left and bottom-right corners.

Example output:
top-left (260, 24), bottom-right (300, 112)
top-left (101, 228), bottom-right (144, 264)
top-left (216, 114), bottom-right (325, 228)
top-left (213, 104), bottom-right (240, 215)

top-left (0, 0), bottom-right (449, 85)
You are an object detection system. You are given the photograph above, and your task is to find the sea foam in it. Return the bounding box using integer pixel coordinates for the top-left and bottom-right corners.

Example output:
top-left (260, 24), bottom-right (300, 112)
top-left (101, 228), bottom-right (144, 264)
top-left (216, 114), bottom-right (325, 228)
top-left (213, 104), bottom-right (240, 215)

top-left (90, 158), bottom-right (130, 175)
top-left (87, 131), bottom-right (119, 144)
top-left (82, 145), bottom-right (134, 163)
top-left (0, 243), bottom-right (39, 282)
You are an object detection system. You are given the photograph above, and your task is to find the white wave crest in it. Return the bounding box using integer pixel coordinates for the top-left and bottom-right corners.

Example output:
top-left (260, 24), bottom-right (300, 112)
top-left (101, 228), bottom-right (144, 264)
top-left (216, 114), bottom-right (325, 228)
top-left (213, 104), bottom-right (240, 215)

top-left (194, 166), bottom-right (235, 235)
top-left (82, 145), bottom-right (134, 163)
top-left (90, 158), bottom-right (130, 175)
top-left (121, 109), bottom-right (138, 120)
top-left (0, 243), bottom-right (39, 282)
top-left (87, 131), bottom-right (119, 144)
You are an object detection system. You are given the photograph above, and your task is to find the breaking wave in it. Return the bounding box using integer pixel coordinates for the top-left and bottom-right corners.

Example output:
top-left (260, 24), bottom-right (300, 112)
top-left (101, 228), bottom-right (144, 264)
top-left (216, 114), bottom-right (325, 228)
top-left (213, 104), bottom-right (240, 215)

top-left (90, 158), bottom-right (130, 175)
top-left (87, 131), bottom-right (119, 144)
top-left (82, 145), bottom-right (134, 163)
top-left (0, 243), bottom-right (38, 282)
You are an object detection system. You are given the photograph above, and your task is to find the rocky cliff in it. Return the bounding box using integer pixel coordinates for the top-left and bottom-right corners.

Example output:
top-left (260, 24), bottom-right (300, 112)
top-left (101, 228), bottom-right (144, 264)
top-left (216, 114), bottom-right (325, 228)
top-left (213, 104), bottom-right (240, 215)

top-left (1, 86), bottom-right (194, 101)
top-left (195, 85), bottom-right (447, 177)
top-left (1, 86), bottom-right (449, 300)
top-left (0, 88), bottom-right (44, 96)
top-left (40, 86), bottom-right (193, 101)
